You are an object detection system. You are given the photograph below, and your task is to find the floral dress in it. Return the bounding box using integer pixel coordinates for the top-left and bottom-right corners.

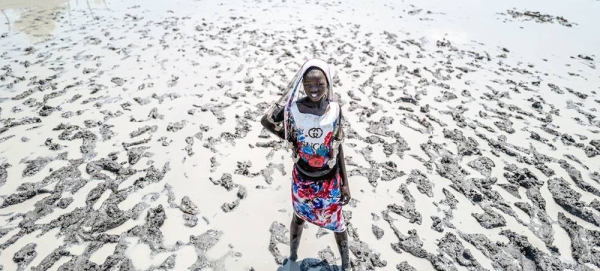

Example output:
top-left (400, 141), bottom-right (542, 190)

top-left (285, 101), bottom-right (345, 232)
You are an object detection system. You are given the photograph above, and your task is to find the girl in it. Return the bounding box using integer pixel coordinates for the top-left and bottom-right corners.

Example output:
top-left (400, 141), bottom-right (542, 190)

top-left (261, 58), bottom-right (351, 270)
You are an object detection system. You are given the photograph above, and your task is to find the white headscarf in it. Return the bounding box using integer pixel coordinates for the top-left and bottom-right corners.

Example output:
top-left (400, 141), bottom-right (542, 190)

top-left (278, 58), bottom-right (334, 107)
top-left (282, 58), bottom-right (334, 143)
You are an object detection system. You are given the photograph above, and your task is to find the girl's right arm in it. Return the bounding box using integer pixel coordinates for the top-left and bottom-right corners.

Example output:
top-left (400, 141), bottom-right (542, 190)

top-left (260, 104), bottom-right (285, 139)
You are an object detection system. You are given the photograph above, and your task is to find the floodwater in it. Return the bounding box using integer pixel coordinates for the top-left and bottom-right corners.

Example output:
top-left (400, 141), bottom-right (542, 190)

top-left (2, 0), bottom-right (600, 60)
top-left (0, 0), bottom-right (108, 43)
top-left (1, 0), bottom-right (599, 270)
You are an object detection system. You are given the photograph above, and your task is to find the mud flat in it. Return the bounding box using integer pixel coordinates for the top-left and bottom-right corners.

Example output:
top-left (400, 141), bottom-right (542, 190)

top-left (0, 0), bottom-right (599, 270)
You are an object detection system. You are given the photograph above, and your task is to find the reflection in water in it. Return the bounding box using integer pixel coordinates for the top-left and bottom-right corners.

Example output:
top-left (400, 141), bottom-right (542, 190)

top-left (0, 0), bottom-right (107, 43)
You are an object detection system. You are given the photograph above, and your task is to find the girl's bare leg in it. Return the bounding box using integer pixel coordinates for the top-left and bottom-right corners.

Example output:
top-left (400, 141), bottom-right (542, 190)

top-left (289, 213), bottom-right (305, 261)
top-left (335, 230), bottom-right (350, 270)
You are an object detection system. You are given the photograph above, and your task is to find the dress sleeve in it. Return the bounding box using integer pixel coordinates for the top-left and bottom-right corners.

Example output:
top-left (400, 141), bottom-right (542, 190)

top-left (285, 107), bottom-right (300, 163)
top-left (265, 104), bottom-right (285, 124)
top-left (284, 105), bottom-right (295, 143)
top-left (272, 105), bottom-right (284, 122)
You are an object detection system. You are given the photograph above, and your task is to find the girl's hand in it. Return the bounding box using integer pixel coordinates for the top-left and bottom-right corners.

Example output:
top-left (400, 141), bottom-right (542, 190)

top-left (260, 104), bottom-right (285, 139)
top-left (340, 184), bottom-right (351, 205)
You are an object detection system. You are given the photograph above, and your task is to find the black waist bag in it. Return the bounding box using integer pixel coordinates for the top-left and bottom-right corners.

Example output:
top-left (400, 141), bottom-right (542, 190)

top-left (295, 160), bottom-right (339, 182)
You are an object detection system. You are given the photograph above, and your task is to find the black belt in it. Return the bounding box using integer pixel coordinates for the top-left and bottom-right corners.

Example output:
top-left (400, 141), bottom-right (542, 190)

top-left (295, 160), bottom-right (338, 181)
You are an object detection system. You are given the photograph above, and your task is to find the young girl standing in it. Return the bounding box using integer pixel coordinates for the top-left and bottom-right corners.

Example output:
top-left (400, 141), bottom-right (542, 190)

top-left (261, 58), bottom-right (351, 270)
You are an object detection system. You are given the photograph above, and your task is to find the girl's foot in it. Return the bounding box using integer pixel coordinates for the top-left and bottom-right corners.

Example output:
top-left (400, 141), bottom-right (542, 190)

top-left (282, 255), bottom-right (297, 266)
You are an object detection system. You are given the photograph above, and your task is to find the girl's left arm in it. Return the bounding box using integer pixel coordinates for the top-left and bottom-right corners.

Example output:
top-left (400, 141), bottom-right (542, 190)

top-left (338, 144), bottom-right (349, 187)
top-left (338, 136), bottom-right (351, 205)
top-left (336, 108), bottom-right (351, 204)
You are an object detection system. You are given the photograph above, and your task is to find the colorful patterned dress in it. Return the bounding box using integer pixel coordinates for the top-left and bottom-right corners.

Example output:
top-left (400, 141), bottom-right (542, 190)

top-left (285, 101), bottom-right (345, 232)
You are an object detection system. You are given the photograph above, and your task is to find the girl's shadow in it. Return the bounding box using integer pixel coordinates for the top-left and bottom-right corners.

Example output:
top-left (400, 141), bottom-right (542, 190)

top-left (277, 258), bottom-right (340, 271)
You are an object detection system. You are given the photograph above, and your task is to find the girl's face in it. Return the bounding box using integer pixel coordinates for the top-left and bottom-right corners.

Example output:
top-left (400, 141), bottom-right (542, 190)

top-left (302, 68), bottom-right (328, 103)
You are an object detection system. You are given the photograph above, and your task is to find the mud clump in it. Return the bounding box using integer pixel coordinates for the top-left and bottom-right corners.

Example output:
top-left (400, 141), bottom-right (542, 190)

top-left (388, 184), bottom-right (422, 224)
top-left (392, 229), bottom-right (429, 258)
top-left (188, 229), bottom-right (223, 270)
top-left (31, 247), bottom-right (72, 271)
top-left (38, 105), bottom-right (58, 117)
top-left (0, 163), bottom-right (11, 187)
top-left (56, 197), bottom-right (74, 209)
top-left (349, 241), bottom-right (387, 270)
top-left (467, 157), bottom-right (495, 177)
top-left (405, 169), bottom-right (434, 197)
top-left (180, 196), bottom-right (199, 215)
top-left (183, 214), bottom-right (198, 227)
top-left (505, 9), bottom-right (576, 27)
top-left (396, 261), bottom-right (417, 271)
top-left (548, 177), bottom-right (600, 226)
top-left (166, 121), bottom-right (186, 132)
top-left (71, 130), bottom-right (98, 155)
top-left (372, 224), bottom-right (384, 240)
top-left (268, 221), bottom-right (289, 265)
top-left (558, 212), bottom-right (600, 268)
top-left (559, 159), bottom-right (600, 197)
top-left (130, 125), bottom-right (158, 138)
top-left (13, 243), bottom-right (37, 271)
top-left (221, 199), bottom-right (240, 213)
top-left (503, 164), bottom-right (542, 189)
top-left (442, 128), bottom-right (481, 156)
top-left (471, 206), bottom-right (507, 229)
top-left (430, 216), bottom-right (444, 232)
top-left (436, 232), bottom-right (485, 269)
top-left (180, 196), bottom-right (199, 227)
top-left (210, 173), bottom-right (236, 191)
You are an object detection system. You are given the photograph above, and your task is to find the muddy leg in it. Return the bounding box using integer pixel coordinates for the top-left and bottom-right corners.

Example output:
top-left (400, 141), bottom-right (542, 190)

top-left (334, 230), bottom-right (350, 270)
top-left (289, 213), bottom-right (305, 261)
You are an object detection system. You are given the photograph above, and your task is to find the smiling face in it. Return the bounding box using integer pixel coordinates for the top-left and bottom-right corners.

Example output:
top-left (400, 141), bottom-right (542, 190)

top-left (302, 67), bottom-right (329, 103)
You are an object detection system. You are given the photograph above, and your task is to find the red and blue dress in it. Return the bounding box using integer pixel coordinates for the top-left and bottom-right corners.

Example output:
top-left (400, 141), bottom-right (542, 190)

top-left (284, 101), bottom-right (346, 232)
